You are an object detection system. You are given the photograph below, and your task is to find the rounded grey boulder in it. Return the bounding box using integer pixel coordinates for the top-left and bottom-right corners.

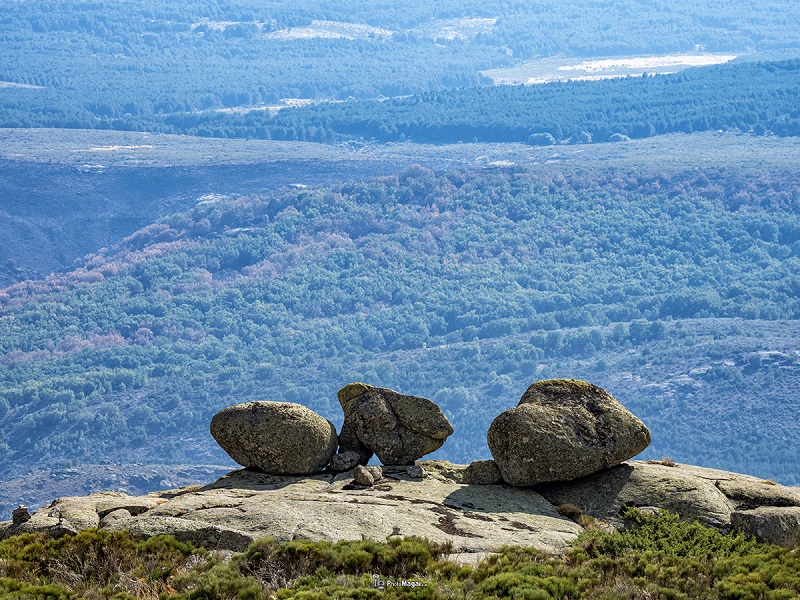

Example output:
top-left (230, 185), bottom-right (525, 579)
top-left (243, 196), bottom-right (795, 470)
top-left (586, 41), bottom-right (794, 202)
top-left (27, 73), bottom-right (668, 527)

top-left (328, 451), bottom-right (361, 472)
top-left (337, 383), bottom-right (453, 466)
top-left (488, 379), bottom-right (651, 486)
top-left (211, 402), bottom-right (337, 475)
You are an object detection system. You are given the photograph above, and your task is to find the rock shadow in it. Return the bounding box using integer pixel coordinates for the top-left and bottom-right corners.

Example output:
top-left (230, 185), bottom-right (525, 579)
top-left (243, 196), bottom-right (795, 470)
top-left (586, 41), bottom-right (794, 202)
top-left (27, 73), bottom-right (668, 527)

top-left (442, 482), bottom-right (569, 519)
top-left (198, 468), bottom-right (335, 492)
top-left (532, 463), bottom-right (636, 518)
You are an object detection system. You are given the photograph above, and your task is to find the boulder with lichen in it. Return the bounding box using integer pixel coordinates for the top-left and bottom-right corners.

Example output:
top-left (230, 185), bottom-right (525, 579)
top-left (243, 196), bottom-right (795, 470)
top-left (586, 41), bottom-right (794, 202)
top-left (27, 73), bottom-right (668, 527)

top-left (337, 383), bottom-right (453, 466)
top-left (488, 379), bottom-right (651, 486)
top-left (211, 401), bottom-right (337, 475)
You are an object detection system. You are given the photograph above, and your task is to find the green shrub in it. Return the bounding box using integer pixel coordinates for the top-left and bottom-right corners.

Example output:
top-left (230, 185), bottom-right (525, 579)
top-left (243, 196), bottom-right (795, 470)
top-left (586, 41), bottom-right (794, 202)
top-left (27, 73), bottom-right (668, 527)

top-left (578, 507), bottom-right (761, 559)
top-left (1, 514), bottom-right (798, 599)
top-left (233, 536), bottom-right (451, 591)
top-left (170, 563), bottom-right (264, 600)
top-left (0, 577), bottom-right (75, 599)
top-left (0, 529), bottom-right (198, 598)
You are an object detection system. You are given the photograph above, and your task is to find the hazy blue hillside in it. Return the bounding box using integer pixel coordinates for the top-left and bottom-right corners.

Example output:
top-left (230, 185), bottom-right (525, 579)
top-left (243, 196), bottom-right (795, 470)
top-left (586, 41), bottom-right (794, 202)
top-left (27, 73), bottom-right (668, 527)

top-left (2, 129), bottom-right (799, 289)
top-left (1, 0), bottom-right (800, 134)
top-left (0, 132), bottom-right (429, 287)
top-left (260, 59), bottom-right (800, 144)
top-left (1, 164), bottom-right (799, 514)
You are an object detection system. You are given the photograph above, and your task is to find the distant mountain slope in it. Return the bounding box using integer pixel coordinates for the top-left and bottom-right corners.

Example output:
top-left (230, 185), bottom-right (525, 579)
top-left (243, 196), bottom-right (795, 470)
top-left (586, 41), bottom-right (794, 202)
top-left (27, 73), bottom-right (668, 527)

top-left (256, 59), bottom-right (800, 143)
top-left (5, 129), bottom-right (797, 287)
top-left (2, 0), bottom-right (800, 133)
top-left (0, 130), bottom-right (442, 287)
top-left (1, 164), bottom-right (799, 515)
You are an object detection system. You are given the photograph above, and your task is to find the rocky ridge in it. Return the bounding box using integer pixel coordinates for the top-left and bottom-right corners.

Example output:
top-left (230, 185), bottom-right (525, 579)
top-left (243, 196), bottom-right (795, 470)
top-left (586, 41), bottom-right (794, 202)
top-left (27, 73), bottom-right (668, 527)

top-left (4, 378), bottom-right (798, 557)
top-left (3, 459), bottom-right (800, 559)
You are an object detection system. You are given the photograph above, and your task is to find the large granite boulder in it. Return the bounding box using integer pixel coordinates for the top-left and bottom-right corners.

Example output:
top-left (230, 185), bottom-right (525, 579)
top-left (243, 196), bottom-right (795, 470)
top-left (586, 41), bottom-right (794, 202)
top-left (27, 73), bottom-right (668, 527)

top-left (210, 402), bottom-right (337, 475)
top-left (337, 383), bottom-right (454, 466)
top-left (488, 379), bottom-right (651, 486)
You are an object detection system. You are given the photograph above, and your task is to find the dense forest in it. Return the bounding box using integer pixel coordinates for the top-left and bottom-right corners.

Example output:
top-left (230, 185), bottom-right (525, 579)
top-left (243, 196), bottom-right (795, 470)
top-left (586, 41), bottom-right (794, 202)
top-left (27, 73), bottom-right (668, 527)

top-left (1, 165), bottom-right (800, 515)
top-left (5, 55), bottom-right (798, 144)
top-left (204, 59), bottom-right (800, 142)
top-left (1, 0), bottom-right (800, 134)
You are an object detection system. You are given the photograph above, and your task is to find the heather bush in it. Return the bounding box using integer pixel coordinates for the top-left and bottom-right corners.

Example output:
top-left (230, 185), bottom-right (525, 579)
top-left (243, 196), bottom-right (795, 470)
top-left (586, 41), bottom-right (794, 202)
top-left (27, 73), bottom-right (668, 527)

top-left (0, 512), bottom-right (798, 599)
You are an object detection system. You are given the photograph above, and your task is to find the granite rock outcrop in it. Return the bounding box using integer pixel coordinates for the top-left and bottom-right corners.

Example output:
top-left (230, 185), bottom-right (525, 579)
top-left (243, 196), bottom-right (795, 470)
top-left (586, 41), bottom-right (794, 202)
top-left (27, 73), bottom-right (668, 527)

top-left (336, 383), bottom-right (454, 466)
top-left (488, 379), bottom-right (651, 486)
top-left (210, 401), bottom-right (338, 475)
top-left (4, 460), bottom-right (799, 554)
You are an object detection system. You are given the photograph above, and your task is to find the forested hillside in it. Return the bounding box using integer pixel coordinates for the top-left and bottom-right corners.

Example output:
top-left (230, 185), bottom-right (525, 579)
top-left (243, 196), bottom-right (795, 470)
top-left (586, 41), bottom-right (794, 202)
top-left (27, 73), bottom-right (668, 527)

top-left (238, 59), bottom-right (800, 143)
top-left (1, 0), bottom-right (800, 134)
top-left (1, 165), bottom-right (800, 513)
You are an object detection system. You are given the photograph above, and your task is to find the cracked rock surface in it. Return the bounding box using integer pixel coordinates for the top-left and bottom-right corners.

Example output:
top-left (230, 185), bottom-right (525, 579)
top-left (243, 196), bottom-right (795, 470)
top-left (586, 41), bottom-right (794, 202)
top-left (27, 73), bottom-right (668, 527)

top-left (337, 383), bottom-right (454, 466)
top-left (489, 379), bottom-right (651, 486)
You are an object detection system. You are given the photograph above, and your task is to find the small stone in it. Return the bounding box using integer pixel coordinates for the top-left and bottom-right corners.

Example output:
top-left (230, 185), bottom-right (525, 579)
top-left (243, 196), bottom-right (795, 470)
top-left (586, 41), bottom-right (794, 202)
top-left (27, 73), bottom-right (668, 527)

top-left (463, 460), bottom-right (502, 485)
top-left (49, 522), bottom-right (78, 538)
top-left (353, 465), bottom-right (376, 486)
top-left (366, 465), bottom-right (383, 481)
top-left (12, 505), bottom-right (30, 524)
top-left (328, 451), bottom-right (361, 472)
top-left (406, 465), bottom-right (425, 479)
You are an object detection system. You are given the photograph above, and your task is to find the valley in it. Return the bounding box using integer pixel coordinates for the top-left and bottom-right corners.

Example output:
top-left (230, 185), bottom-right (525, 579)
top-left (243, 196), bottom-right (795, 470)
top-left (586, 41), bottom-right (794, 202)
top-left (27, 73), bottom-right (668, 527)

top-left (1, 3), bottom-right (800, 575)
top-left (1, 130), bottom-right (799, 515)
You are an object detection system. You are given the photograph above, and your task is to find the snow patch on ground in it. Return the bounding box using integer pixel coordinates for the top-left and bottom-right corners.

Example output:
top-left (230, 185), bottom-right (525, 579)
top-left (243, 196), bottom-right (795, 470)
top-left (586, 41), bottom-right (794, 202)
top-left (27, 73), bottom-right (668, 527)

top-left (560, 54), bottom-right (738, 74)
top-left (483, 53), bottom-right (739, 85)
top-left (86, 145), bottom-right (156, 152)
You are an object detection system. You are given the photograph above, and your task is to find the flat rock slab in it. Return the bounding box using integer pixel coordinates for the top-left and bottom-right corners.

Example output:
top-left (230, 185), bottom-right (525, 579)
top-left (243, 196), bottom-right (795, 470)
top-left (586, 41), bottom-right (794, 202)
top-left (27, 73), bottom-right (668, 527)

top-left (108, 463), bottom-right (580, 555)
top-left (716, 479), bottom-right (800, 509)
top-left (5, 460), bottom-right (800, 555)
top-left (3, 461), bottom-right (580, 557)
top-left (536, 461), bottom-right (737, 528)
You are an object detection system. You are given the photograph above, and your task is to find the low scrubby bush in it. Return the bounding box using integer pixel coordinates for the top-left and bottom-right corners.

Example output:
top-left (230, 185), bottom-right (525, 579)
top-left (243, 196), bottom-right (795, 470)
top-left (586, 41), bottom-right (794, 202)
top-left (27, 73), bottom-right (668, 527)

top-left (0, 512), bottom-right (798, 599)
